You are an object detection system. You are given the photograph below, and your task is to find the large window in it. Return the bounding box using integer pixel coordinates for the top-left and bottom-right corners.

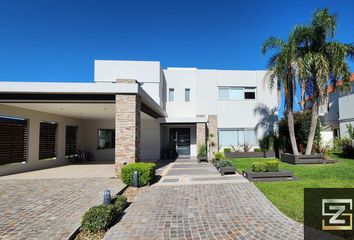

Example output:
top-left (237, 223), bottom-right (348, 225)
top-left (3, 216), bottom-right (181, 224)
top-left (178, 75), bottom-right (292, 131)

top-left (65, 125), bottom-right (78, 156)
top-left (98, 129), bottom-right (115, 149)
top-left (218, 87), bottom-right (256, 100)
top-left (39, 121), bottom-right (57, 160)
top-left (218, 128), bottom-right (257, 148)
top-left (169, 88), bottom-right (175, 102)
top-left (0, 116), bottom-right (28, 165)
top-left (185, 88), bottom-right (191, 102)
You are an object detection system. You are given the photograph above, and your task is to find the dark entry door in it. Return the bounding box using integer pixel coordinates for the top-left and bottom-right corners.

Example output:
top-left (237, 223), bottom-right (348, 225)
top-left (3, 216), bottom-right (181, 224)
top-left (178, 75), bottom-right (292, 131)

top-left (170, 128), bottom-right (190, 156)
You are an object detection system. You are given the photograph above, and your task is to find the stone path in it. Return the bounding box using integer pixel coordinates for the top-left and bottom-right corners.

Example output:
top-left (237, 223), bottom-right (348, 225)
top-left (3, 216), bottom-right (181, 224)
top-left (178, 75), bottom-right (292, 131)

top-left (105, 159), bottom-right (303, 239)
top-left (0, 165), bottom-right (125, 240)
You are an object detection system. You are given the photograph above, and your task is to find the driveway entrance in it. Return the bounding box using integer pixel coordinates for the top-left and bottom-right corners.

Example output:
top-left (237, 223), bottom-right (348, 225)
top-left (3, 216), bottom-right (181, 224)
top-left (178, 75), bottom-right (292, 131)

top-left (0, 163), bottom-right (125, 240)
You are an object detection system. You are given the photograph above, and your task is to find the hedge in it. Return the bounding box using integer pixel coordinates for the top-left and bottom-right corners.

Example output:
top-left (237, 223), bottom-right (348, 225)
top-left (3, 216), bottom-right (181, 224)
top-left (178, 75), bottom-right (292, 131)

top-left (81, 205), bottom-right (116, 233)
top-left (120, 162), bottom-right (156, 187)
top-left (251, 160), bottom-right (280, 172)
top-left (251, 161), bottom-right (266, 172)
top-left (111, 195), bottom-right (128, 213)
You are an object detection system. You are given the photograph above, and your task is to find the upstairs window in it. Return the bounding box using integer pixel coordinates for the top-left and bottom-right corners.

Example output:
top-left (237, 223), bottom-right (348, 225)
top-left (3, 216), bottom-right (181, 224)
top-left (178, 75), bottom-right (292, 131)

top-left (0, 116), bottom-right (28, 165)
top-left (169, 88), bottom-right (175, 102)
top-left (39, 121), bottom-right (57, 160)
top-left (185, 88), bottom-right (191, 102)
top-left (218, 87), bottom-right (256, 100)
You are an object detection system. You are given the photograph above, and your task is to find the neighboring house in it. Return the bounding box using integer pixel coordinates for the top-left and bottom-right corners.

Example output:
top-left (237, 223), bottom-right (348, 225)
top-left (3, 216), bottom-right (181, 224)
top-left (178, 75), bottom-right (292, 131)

top-left (0, 60), bottom-right (277, 176)
top-left (311, 73), bottom-right (354, 145)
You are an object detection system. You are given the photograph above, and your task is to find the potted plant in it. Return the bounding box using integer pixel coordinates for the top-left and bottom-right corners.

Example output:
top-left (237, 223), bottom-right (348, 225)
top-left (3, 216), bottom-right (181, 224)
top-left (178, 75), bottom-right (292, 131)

top-left (216, 159), bottom-right (235, 175)
top-left (197, 144), bottom-right (207, 163)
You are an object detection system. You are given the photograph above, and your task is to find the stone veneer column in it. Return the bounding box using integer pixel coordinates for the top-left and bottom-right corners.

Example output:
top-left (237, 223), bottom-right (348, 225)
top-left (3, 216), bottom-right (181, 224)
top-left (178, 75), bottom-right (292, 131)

top-left (207, 115), bottom-right (218, 158)
top-left (196, 123), bottom-right (206, 149)
top-left (115, 79), bottom-right (141, 176)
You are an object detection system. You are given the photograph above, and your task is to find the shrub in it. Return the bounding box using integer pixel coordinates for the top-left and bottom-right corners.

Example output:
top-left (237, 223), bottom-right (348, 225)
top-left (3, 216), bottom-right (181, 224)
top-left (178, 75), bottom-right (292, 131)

top-left (81, 205), bottom-right (116, 233)
top-left (223, 148), bottom-right (231, 153)
top-left (111, 195), bottom-right (128, 213)
top-left (265, 160), bottom-right (279, 172)
top-left (242, 144), bottom-right (252, 152)
top-left (332, 137), bottom-right (354, 158)
top-left (197, 144), bottom-right (207, 157)
top-left (251, 161), bottom-right (266, 172)
top-left (278, 110), bottom-right (321, 153)
top-left (253, 148), bottom-right (262, 152)
top-left (120, 163), bottom-right (156, 187)
top-left (217, 160), bottom-right (233, 167)
top-left (214, 152), bottom-right (224, 160)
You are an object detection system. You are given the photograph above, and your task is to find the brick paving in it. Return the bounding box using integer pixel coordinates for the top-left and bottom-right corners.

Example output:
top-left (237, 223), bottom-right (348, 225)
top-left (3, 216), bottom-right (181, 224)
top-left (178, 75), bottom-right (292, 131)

top-left (105, 160), bottom-right (303, 240)
top-left (0, 177), bottom-right (125, 240)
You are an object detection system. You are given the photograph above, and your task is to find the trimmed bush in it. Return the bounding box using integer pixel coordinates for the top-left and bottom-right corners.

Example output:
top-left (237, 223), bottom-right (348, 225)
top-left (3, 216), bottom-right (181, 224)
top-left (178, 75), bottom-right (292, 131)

top-left (111, 195), bottom-right (128, 213)
top-left (265, 160), bottom-right (280, 172)
top-left (251, 161), bottom-right (266, 172)
top-left (214, 152), bottom-right (225, 160)
top-left (120, 163), bottom-right (156, 187)
top-left (223, 148), bottom-right (231, 153)
top-left (81, 205), bottom-right (116, 233)
top-left (217, 160), bottom-right (233, 167)
top-left (253, 148), bottom-right (262, 152)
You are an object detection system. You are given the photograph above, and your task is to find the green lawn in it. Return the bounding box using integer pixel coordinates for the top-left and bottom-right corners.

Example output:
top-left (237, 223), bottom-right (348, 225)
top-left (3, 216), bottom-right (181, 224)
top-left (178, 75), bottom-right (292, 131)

top-left (230, 154), bottom-right (354, 223)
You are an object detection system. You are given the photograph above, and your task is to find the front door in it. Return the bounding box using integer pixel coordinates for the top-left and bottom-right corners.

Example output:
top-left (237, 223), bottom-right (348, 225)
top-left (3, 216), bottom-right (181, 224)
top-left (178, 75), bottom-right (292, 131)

top-left (170, 128), bottom-right (191, 156)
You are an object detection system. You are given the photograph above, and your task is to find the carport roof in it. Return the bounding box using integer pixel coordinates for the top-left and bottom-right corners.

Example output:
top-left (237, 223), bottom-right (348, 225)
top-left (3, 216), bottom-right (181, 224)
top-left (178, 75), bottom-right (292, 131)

top-left (0, 81), bottom-right (167, 118)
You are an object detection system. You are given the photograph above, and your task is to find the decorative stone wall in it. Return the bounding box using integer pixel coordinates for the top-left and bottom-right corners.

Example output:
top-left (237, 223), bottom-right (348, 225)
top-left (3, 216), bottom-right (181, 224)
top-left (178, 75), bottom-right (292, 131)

top-left (196, 123), bottom-right (206, 152)
top-left (207, 115), bottom-right (218, 158)
top-left (115, 93), bottom-right (141, 176)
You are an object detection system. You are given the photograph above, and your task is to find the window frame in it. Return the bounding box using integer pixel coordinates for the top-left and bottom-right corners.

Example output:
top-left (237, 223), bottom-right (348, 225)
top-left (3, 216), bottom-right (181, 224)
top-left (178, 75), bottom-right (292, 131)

top-left (0, 115), bottom-right (28, 165)
top-left (218, 128), bottom-right (257, 148)
top-left (168, 88), bottom-right (175, 102)
top-left (39, 121), bottom-right (58, 160)
top-left (185, 88), bottom-right (191, 102)
top-left (218, 86), bottom-right (257, 100)
top-left (97, 129), bottom-right (115, 150)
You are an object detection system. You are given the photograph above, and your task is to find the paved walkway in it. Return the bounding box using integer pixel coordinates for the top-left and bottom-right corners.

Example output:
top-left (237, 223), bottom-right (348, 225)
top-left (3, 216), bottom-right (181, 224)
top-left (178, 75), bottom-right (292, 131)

top-left (0, 163), bottom-right (125, 240)
top-left (105, 159), bottom-right (303, 240)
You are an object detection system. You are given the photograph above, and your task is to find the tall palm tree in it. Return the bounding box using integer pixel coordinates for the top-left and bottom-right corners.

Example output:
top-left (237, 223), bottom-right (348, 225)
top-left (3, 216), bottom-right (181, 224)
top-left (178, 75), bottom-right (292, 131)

top-left (295, 8), bottom-right (354, 154)
top-left (262, 32), bottom-right (300, 155)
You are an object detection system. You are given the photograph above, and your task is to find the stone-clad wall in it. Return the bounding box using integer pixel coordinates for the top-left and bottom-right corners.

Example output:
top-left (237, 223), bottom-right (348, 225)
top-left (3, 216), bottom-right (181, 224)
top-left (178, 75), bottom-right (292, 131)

top-left (196, 123), bottom-right (206, 152)
top-left (115, 93), bottom-right (141, 175)
top-left (208, 115), bottom-right (218, 158)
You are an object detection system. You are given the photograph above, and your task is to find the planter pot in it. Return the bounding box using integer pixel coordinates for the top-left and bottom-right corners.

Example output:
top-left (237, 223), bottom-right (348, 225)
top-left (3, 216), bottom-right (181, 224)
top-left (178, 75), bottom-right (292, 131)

top-left (224, 151), bottom-right (275, 159)
top-left (281, 153), bottom-right (336, 165)
top-left (242, 170), bottom-right (293, 181)
top-left (218, 166), bottom-right (235, 176)
top-left (197, 155), bottom-right (208, 163)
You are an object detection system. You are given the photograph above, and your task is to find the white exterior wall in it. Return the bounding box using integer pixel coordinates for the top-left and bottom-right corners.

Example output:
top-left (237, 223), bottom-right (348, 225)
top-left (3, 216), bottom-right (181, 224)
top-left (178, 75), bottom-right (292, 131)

top-left (338, 82), bottom-right (354, 138)
top-left (141, 118), bottom-right (160, 160)
top-left (0, 104), bottom-right (82, 176)
top-left (163, 68), bottom-right (277, 142)
top-left (94, 60), bottom-right (164, 106)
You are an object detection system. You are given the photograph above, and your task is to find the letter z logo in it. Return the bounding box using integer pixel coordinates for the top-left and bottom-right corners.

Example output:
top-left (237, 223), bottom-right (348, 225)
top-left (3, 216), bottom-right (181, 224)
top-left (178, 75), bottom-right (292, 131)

top-left (322, 199), bottom-right (353, 231)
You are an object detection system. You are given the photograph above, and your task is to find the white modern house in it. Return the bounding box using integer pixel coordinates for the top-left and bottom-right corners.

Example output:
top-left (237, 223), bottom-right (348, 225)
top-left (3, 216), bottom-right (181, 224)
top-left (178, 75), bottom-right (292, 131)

top-left (318, 74), bottom-right (354, 145)
top-left (0, 60), bottom-right (277, 176)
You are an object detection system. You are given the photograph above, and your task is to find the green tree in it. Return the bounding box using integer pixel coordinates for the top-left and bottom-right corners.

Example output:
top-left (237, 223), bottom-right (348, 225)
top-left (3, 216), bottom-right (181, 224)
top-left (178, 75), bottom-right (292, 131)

top-left (295, 8), bottom-right (354, 154)
top-left (262, 32), bottom-right (300, 155)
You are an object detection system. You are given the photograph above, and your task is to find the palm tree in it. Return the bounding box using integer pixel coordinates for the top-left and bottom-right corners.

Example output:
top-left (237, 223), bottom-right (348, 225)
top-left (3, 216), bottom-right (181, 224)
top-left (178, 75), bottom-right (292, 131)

top-left (254, 103), bottom-right (278, 137)
top-left (262, 32), bottom-right (300, 155)
top-left (295, 8), bottom-right (354, 155)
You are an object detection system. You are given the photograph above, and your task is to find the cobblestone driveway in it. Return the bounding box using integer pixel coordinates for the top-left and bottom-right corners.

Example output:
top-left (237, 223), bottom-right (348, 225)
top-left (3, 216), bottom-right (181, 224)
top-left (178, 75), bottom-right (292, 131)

top-left (105, 160), bottom-right (303, 240)
top-left (0, 177), bottom-right (125, 240)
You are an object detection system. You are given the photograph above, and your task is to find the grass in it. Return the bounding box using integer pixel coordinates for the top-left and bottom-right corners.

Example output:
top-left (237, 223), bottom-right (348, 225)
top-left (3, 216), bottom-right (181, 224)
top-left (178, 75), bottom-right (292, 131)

top-left (230, 154), bottom-right (354, 223)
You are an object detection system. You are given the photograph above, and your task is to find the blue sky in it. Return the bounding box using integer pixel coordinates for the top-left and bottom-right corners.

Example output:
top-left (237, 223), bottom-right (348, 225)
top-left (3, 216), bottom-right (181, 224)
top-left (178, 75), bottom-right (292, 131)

top-left (0, 0), bottom-right (353, 83)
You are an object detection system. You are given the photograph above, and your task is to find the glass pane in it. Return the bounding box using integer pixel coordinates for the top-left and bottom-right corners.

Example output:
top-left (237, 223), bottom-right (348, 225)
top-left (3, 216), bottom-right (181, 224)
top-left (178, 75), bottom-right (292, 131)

top-left (230, 88), bottom-right (243, 100)
top-left (218, 87), bottom-right (229, 100)
top-left (245, 129), bottom-right (257, 145)
top-left (98, 129), bottom-right (115, 149)
top-left (237, 130), bottom-right (245, 145)
top-left (185, 88), bottom-right (190, 102)
top-left (218, 130), bottom-right (238, 147)
top-left (169, 88), bottom-right (174, 102)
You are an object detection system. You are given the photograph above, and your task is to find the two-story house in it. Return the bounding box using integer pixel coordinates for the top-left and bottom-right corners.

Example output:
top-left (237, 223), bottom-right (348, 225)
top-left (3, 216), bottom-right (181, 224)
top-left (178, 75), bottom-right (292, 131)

top-left (0, 60), bottom-right (277, 176)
